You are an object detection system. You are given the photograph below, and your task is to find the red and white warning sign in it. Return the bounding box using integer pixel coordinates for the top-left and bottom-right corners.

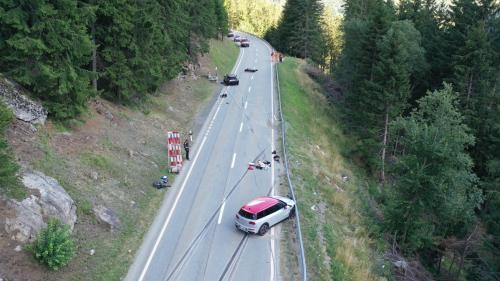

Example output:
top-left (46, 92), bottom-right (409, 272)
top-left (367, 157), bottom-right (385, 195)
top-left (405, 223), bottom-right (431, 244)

top-left (167, 131), bottom-right (183, 173)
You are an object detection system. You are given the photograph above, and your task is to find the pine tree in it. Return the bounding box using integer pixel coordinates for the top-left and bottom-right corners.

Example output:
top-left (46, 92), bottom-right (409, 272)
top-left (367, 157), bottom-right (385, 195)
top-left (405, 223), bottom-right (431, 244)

top-left (0, 0), bottom-right (94, 119)
top-left (384, 84), bottom-right (482, 252)
top-left (276, 0), bottom-right (326, 64)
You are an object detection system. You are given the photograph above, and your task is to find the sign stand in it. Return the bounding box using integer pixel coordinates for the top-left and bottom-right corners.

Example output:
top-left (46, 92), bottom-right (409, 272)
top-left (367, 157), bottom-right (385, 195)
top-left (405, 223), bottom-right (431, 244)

top-left (167, 131), bottom-right (183, 173)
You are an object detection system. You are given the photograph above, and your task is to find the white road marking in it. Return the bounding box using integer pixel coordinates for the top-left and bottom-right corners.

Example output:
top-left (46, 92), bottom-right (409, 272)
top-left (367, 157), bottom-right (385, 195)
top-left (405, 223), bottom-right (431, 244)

top-left (231, 153), bottom-right (236, 169)
top-left (251, 75), bottom-right (254, 80)
top-left (217, 201), bottom-right (226, 224)
top-left (248, 86), bottom-right (252, 92)
top-left (137, 38), bottom-right (246, 281)
top-left (244, 101), bottom-right (248, 109)
top-left (239, 122), bottom-right (243, 132)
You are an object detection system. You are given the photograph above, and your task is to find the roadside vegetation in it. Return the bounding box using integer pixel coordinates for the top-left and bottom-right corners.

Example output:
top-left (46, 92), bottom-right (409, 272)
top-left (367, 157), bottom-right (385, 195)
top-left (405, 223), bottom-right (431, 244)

top-left (0, 0), bottom-right (228, 120)
top-left (28, 218), bottom-right (76, 271)
top-left (0, 38), bottom-right (238, 280)
top-left (278, 58), bottom-right (389, 281)
top-left (271, 0), bottom-right (499, 278)
top-left (0, 101), bottom-right (23, 199)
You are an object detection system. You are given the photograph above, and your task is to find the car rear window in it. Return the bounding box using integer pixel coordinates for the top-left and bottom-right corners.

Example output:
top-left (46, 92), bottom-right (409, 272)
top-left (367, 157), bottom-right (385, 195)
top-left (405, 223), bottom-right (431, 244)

top-left (238, 209), bottom-right (256, 220)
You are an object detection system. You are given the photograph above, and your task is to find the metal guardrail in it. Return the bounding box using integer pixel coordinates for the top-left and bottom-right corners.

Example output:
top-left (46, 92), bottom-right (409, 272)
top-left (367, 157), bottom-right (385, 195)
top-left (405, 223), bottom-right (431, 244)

top-left (274, 60), bottom-right (307, 281)
top-left (239, 30), bottom-right (307, 280)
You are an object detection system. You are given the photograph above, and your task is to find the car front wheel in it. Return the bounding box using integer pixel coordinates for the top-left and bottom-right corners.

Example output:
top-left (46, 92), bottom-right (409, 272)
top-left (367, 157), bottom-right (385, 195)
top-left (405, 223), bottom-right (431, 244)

top-left (258, 223), bottom-right (269, 236)
top-left (288, 207), bottom-right (296, 219)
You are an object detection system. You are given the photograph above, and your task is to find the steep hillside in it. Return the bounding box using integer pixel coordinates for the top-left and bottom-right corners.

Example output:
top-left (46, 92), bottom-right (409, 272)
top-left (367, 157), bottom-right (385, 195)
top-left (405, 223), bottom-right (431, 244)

top-left (278, 58), bottom-right (391, 281)
top-left (0, 38), bottom-right (238, 281)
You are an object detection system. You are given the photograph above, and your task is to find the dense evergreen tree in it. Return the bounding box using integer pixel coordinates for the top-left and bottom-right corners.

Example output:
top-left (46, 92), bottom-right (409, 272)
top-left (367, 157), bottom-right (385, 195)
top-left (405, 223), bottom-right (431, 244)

top-left (270, 0), bottom-right (326, 64)
top-left (226, 0), bottom-right (282, 37)
top-left (384, 84), bottom-right (482, 252)
top-left (0, 0), bottom-right (94, 119)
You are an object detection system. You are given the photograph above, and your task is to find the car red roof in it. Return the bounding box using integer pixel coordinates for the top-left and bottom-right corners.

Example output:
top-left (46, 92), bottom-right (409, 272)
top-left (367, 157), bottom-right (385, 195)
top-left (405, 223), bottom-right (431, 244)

top-left (241, 197), bottom-right (279, 214)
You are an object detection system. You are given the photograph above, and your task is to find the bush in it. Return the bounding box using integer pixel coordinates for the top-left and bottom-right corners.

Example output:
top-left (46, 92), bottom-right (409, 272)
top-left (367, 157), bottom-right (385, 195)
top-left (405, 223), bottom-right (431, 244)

top-left (0, 102), bottom-right (23, 198)
top-left (28, 218), bottom-right (75, 270)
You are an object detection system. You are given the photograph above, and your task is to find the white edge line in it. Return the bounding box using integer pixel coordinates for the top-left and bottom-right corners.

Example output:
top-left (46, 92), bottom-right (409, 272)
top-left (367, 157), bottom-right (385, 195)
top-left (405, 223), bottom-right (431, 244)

top-left (239, 122), bottom-right (243, 132)
top-left (137, 135), bottom-right (208, 281)
top-left (137, 39), bottom-right (246, 281)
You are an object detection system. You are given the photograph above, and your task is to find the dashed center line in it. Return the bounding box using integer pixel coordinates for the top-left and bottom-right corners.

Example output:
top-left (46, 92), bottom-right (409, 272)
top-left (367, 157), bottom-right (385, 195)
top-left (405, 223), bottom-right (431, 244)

top-left (248, 86), bottom-right (252, 92)
top-left (239, 122), bottom-right (243, 132)
top-left (231, 153), bottom-right (236, 169)
top-left (244, 101), bottom-right (248, 109)
top-left (217, 201), bottom-right (226, 224)
top-left (251, 75), bottom-right (254, 80)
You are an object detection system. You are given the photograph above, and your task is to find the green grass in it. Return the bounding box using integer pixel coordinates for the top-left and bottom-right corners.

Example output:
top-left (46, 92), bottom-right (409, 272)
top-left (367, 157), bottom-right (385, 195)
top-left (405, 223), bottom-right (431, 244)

top-left (278, 58), bottom-right (390, 281)
top-left (209, 38), bottom-right (239, 75)
top-left (26, 38), bottom-right (240, 281)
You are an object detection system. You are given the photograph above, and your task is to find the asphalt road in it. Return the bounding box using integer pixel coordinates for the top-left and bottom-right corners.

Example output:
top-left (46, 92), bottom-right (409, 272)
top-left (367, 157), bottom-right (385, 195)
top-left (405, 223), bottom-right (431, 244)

top-left (125, 33), bottom-right (283, 281)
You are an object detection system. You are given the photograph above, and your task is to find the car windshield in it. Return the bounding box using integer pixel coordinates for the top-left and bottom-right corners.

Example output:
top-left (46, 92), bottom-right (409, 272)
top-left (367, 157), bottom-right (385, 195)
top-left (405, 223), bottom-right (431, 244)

top-left (238, 209), bottom-right (256, 220)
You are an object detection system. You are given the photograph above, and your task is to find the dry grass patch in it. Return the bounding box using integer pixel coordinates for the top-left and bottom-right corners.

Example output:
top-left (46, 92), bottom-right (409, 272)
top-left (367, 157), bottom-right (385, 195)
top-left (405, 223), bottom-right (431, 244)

top-left (278, 58), bottom-right (391, 281)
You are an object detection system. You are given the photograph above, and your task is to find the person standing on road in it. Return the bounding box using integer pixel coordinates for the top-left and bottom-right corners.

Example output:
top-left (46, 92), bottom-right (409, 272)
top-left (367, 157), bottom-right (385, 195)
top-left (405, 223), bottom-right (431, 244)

top-left (183, 139), bottom-right (190, 160)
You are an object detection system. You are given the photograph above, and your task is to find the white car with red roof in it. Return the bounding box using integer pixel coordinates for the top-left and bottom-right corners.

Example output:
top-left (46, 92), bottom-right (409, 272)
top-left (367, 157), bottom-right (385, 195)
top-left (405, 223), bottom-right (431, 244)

top-left (235, 196), bottom-right (296, 235)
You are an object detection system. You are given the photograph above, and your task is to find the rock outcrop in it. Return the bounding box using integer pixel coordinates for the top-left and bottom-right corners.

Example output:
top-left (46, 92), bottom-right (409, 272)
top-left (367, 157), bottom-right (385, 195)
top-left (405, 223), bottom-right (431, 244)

top-left (4, 196), bottom-right (45, 243)
top-left (93, 205), bottom-right (121, 230)
top-left (4, 171), bottom-right (77, 243)
top-left (0, 77), bottom-right (47, 124)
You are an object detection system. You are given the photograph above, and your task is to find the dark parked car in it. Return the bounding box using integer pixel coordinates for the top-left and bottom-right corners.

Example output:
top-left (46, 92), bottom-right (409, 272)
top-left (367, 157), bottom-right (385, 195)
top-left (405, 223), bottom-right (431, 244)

top-left (244, 67), bottom-right (258, 72)
top-left (240, 38), bottom-right (250, 47)
top-left (228, 32), bottom-right (234, 37)
top-left (223, 74), bottom-right (239, 86)
top-left (233, 35), bottom-right (241, 42)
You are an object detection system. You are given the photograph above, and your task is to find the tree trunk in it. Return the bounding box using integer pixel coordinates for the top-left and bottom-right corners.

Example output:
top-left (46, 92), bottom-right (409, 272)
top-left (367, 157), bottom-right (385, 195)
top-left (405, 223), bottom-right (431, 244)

top-left (381, 110), bottom-right (389, 184)
top-left (92, 22), bottom-right (97, 92)
top-left (466, 71), bottom-right (473, 103)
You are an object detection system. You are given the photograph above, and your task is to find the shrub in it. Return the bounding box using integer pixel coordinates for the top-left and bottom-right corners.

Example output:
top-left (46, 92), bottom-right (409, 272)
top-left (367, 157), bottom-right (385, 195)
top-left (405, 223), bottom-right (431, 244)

top-left (28, 218), bottom-right (75, 270)
top-left (0, 102), bottom-right (23, 198)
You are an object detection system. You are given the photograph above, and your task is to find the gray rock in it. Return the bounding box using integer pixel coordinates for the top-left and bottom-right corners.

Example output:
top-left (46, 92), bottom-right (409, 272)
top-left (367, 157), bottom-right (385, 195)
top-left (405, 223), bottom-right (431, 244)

top-left (90, 171), bottom-right (99, 181)
top-left (93, 205), bottom-right (121, 230)
top-left (14, 245), bottom-right (22, 252)
top-left (0, 77), bottom-right (47, 124)
top-left (5, 196), bottom-right (46, 243)
top-left (89, 249), bottom-right (95, 256)
top-left (21, 171), bottom-right (77, 230)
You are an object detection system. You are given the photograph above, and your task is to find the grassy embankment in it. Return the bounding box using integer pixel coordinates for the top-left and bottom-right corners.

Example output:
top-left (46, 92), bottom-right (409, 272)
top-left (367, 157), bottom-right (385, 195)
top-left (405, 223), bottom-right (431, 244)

top-left (278, 58), bottom-right (391, 281)
top-left (22, 38), bottom-right (239, 280)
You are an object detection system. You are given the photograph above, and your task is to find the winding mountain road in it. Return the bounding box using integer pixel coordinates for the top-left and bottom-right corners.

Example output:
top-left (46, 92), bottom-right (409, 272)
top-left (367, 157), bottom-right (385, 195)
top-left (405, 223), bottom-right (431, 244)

top-left (125, 33), bottom-right (284, 281)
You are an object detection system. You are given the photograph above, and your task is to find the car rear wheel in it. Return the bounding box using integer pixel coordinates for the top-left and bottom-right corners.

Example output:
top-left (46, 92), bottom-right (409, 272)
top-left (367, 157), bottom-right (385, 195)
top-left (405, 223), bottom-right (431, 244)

top-left (258, 223), bottom-right (269, 236)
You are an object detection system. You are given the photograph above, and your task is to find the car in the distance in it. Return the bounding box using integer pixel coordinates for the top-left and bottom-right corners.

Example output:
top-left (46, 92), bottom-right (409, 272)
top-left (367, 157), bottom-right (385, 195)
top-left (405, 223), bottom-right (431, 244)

top-left (227, 32), bottom-right (234, 37)
top-left (240, 38), bottom-right (250, 47)
top-left (223, 74), bottom-right (239, 85)
top-left (233, 35), bottom-right (241, 42)
top-left (235, 196), bottom-right (296, 235)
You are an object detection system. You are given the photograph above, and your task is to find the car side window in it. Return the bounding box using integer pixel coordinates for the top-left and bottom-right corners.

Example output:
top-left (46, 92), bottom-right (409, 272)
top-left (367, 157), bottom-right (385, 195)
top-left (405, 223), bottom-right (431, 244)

top-left (256, 211), bottom-right (265, 220)
top-left (278, 201), bottom-right (287, 210)
top-left (267, 204), bottom-right (280, 216)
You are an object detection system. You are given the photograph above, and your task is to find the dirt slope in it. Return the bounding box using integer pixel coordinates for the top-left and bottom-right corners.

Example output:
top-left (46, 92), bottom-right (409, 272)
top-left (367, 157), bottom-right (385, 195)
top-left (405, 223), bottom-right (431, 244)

top-left (0, 39), bottom-right (238, 281)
